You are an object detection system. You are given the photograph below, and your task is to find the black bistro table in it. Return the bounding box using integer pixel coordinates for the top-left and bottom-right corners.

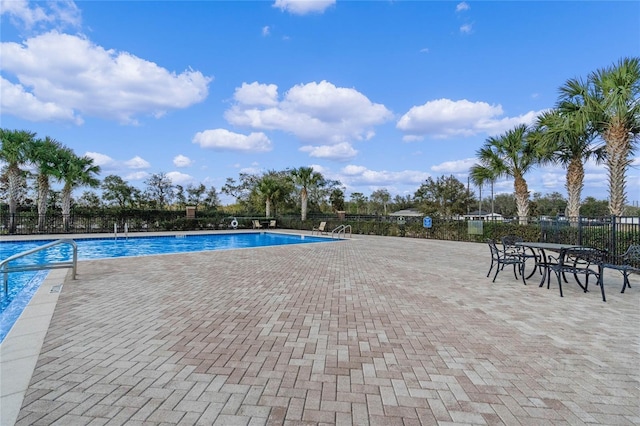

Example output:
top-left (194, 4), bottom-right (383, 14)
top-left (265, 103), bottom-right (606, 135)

top-left (515, 242), bottom-right (582, 286)
top-left (518, 242), bottom-right (607, 301)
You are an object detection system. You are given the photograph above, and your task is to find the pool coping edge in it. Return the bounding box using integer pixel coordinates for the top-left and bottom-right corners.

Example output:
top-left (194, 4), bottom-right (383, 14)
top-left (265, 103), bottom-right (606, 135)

top-left (0, 268), bottom-right (67, 426)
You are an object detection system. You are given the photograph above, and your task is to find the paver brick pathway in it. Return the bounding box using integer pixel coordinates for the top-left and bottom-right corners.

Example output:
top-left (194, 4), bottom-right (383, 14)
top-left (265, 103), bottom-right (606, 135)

top-left (13, 235), bottom-right (640, 425)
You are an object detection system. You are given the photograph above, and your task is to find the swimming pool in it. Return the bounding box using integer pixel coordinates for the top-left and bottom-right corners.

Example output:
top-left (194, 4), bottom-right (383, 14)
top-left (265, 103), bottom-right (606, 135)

top-left (1, 232), bottom-right (336, 342)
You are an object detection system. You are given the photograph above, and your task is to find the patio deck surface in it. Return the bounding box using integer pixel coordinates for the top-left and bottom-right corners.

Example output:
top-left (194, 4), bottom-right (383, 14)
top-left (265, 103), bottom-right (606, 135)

top-left (2, 232), bottom-right (639, 425)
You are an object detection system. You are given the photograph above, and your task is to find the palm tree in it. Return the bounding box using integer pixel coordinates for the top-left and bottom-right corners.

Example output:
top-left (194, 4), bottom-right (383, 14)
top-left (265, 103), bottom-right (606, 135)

top-left (58, 149), bottom-right (101, 231)
top-left (28, 137), bottom-right (64, 231)
top-left (469, 164), bottom-right (496, 215)
top-left (256, 175), bottom-right (282, 218)
top-left (532, 105), bottom-right (603, 222)
top-left (587, 57), bottom-right (640, 216)
top-left (329, 188), bottom-right (345, 212)
top-left (0, 129), bottom-right (36, 233)
top-left (471, 124), bottom-right (539, 224)
top-left (291, 166), bottom-right (323, 221)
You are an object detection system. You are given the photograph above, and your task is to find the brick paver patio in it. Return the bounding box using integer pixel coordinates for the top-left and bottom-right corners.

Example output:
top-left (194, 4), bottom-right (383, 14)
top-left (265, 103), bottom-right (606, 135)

top-left (7, 233), bottom-right (640, 425)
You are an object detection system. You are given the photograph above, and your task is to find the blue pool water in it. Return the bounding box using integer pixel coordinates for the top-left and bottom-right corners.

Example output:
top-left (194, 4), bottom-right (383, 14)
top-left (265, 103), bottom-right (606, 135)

top-left (0, 232), bottom-right (335, 342)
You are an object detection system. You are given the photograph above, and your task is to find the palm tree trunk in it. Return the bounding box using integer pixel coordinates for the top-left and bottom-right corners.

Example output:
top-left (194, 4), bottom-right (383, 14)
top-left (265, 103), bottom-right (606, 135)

top-left (514, 175), bottom-right (530, 225)
top-left (265, 198), bottom-right (272, 218)
top-left (300, 189), bottom-right (308, 221)
top-left (62, 185), bottom-right (72, 231)
top-left (7, 165), bottom-right (20, 233)
top-left (565, 158), bottom-right (584, 225)
top-left (604, 126), bottom-right (631, 216)
top-left (37, 175), bottom-right (49, 232)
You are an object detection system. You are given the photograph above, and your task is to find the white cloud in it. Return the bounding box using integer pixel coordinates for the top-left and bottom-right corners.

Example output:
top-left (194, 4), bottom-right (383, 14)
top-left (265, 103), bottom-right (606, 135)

top-left (540, 172), bottom-right (564, 190)
top-left (192, 129), bottom-right (272, 152)
top-left (85, 151), bottom-right (116, 168)
top-left (0, 31), bottom-right (212, 124)
top-left (1, 76), bottom-right (82, 124)
top-left (310, 164), bottom-right (432, 198)
top-left (431, 158), bottom-right (477, 173)
top-left (173, 154), bottom-right (193, 167)
top-left (397, 98), bottom-right (542, 140)
top-left (239, 165), bottom-right (263, 175)
top-left (342, 165), bottom-right (368, 176)
top-left (124, 156), bottom-right (150, 169)
top-left (166, 171), bottom-right (194, 186)
top-left (420, 47), bottom-right (429, 53)
top-left (273, 0), bottom-right (335, 15)
top-left (476, 110), bottom-right (542, 135)
top-left (262, 26), bottom-right (271, 36)
top-left (338, 165), bottom-right (430, 186)
top-left (307, 163), bottom-right (327, 174)
top-left (233, 82), bottom-right (279, 106)
top-left (456, 2), bottom-right (470, 12)
top-left (0, 0), bottom-right (81, 30)
top-left (225, 80), bottom-right (393, 149)
top-left (533, 160), bottom-right (613, 196)
top-left (299, 142), bottom-right (357, 161)
top-left (460, 23), bottom-right (473, 34)
top-left (492, 179), bottom-right (514, 194)
top-left (125, 171), bottom-right (149, 181)
top-left (85, 152), bottom-right (150, 174)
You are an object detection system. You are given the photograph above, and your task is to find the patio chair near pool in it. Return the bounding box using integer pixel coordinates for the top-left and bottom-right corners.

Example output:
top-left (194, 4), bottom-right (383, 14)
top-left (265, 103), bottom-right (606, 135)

top-left (501, 235), bottom-right (539, 279)
top-left (269, 220), bottom-right (277, 229)
top-left (602, 244), bottom-right (640, 294)
top-left (546, 247), bottom-right (607, 301)
top-left (486, 239), bottom-right (526, 284)
top-left (252, 220), bottom-right (263, 229)
top-left (312, 221), bottom-right (327, 235)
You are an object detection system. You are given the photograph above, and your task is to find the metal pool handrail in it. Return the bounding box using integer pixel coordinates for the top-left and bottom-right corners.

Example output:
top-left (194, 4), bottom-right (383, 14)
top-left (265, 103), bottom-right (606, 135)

top-left (331, 224), bottom-right (352, 239)
top-left (1, 239), bottom-right (77, 293)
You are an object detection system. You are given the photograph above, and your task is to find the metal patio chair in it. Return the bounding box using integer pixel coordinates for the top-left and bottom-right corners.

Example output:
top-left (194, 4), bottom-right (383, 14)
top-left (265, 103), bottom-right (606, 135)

top-left (602, 244), bottom-right (640, 294)
top-left (547, 247), bottom-right (606, 301)
top-left (501, 235), bottom-right (539, 279)
top-left (486, 239), bottom-right (526, 284)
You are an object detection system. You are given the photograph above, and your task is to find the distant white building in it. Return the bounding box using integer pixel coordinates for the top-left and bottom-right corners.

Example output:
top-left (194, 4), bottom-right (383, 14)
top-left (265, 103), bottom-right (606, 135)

top-left (463, 211), bottom-right (505, 221)
top-left (388, 208), bottom-right (423, 217)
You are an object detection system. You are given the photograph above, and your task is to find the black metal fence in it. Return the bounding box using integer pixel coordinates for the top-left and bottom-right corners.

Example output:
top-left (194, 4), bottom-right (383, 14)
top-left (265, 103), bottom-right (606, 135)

top-left (2, 211), bottom-right (638, 265)
top-left (285, 214), bottom-right (639, 263)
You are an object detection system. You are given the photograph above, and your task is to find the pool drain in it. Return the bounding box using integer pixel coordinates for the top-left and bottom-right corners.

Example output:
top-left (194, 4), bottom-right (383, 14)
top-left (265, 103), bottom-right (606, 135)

top-left (50, 284), bottom-right (63, 293)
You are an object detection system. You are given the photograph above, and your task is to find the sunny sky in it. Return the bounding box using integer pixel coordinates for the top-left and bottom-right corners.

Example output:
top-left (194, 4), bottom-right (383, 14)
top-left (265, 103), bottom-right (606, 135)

top-left (1, 0), bottom-right (639, 206)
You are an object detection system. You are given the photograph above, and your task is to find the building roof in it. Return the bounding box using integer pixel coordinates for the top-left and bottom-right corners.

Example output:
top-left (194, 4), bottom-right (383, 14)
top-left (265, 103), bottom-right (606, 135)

top-left (389, 208), bottom-right (423, 217)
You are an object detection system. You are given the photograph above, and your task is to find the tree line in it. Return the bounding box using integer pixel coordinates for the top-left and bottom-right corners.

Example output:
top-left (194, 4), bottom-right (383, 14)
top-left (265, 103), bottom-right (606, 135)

top-left (2, 57), bottom-right (639, 233)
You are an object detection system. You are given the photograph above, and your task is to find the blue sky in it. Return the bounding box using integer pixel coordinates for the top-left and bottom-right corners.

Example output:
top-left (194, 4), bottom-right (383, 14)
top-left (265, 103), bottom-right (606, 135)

top-left (1, 0), bottom-right (639, 205)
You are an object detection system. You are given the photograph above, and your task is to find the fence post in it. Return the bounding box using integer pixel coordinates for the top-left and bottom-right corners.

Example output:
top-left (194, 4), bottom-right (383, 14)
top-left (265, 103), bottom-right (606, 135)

top-left (577, 216), bottom-right (582, 246)
top-left (611, 215), bottom-right (617, 258)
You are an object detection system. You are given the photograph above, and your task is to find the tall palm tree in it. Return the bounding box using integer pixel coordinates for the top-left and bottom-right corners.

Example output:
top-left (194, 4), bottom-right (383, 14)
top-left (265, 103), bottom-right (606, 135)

top-left (291, 166), bottom-right (323, 221)
top-left (58, 149), bottom-right (101, 231)
top-left (0, 129), bottom-right (36, 233)
top-left (533, 105), bottom-right (603, 222)
top-left (28, 137), bottom-right (64, 231)
top-left (470, 124), bottom-right (539, 224)
top-left (587, 57), bottom-right (640, 216)
top-left (256, 175), bottom-right (281, 218)
top-left (469, 164), bottom-right (496, 215)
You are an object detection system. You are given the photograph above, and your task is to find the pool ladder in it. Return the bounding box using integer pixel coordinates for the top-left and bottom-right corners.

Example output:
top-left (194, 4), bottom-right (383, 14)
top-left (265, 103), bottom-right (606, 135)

top-left (1, 239), bottom-right (78, 294)
top-left (331, 224), bottom-right (351, 239)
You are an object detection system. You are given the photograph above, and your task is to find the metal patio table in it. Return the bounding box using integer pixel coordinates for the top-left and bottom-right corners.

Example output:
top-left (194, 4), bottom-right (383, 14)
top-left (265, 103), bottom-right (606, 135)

top-left (515, 242), bottom-right (582, 286)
